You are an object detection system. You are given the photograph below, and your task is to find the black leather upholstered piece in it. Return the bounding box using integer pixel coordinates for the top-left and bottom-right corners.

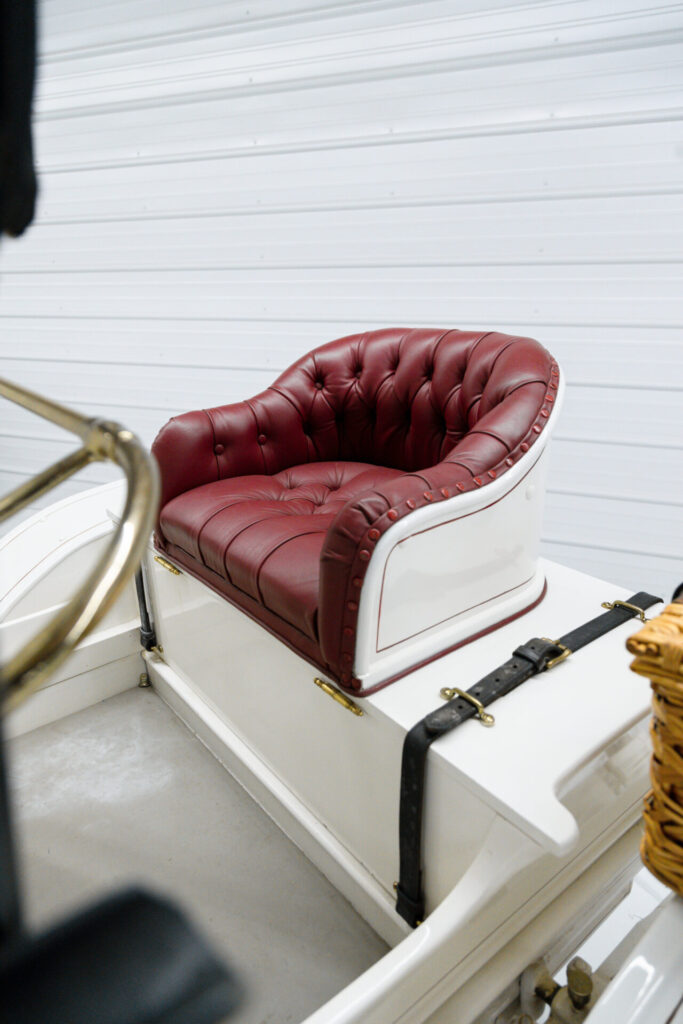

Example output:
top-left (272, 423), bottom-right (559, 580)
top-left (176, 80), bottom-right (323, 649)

top-left (0, 888), bottom-right (242, 1024)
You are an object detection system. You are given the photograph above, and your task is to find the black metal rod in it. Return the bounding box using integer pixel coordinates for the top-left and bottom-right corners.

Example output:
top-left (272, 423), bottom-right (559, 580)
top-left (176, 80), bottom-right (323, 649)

top-left (134, 569), bottom-right (157, 651)
top-left (0, 716), bottom-right (22, 951)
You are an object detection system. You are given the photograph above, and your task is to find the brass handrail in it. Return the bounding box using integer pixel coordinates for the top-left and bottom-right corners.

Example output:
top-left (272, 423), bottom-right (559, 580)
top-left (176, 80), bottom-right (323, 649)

top-left (0, 378), bottom-right (159, 713)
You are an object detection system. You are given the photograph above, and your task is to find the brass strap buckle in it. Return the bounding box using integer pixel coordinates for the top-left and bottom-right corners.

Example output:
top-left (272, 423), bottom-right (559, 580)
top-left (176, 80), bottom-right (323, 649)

top-left (540, 638), bottom-right (572, 669)
top-left (439, 687), bottom-right (495, 726)
top-left (601, 599), bottom-right (650, 623)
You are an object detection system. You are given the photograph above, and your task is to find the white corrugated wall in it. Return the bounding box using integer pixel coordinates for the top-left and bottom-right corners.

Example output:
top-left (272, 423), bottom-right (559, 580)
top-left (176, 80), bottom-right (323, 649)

top-left (1, 0), bottom-right (682, 598)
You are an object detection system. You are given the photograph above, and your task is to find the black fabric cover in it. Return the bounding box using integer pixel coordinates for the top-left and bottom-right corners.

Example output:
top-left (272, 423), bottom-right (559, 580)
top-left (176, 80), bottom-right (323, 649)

top-left (0, 887), bottom-right (242, 1023)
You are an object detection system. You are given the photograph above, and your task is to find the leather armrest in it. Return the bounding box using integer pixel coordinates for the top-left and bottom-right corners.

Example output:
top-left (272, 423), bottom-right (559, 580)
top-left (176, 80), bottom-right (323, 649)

top-left (152, 388), bottom-right (319, 522)
top-left (318, 379), bottom-right (553, 686)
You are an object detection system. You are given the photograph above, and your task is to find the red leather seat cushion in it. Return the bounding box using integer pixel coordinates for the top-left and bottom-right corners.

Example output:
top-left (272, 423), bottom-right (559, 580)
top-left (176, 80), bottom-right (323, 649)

top-left (160, 461), bottom-right (402, 641)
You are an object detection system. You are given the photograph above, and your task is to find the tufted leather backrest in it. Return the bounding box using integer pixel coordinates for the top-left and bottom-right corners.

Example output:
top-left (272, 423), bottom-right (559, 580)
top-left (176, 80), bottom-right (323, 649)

top-left (268, 327), bottom-right (551, 472)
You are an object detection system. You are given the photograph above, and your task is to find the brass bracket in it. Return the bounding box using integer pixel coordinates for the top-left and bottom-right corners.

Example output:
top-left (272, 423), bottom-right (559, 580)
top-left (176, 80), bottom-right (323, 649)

top-left (601, 599), bottom-right (650, 623)
top-left (154, 555), bottom-right (182, 576)
top-left (439, 687), bottom-right (495, 726)
top-left (313, 677), bottom-right (364, 716)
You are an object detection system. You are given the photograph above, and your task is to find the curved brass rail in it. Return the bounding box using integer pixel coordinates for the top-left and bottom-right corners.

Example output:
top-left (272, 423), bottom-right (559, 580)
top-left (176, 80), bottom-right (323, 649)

top-left (0, 378), bottom-right (159, 713)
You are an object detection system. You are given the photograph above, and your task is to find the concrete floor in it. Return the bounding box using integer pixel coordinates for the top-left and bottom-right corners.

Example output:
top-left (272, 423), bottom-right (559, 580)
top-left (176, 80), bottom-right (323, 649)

top-left (6, 688), bottom-right (388, 1023)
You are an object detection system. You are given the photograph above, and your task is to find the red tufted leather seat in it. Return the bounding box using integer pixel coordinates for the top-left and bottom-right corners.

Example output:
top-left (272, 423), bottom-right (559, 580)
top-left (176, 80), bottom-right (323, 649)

top-left (152, 328), bottom-right (559, 693)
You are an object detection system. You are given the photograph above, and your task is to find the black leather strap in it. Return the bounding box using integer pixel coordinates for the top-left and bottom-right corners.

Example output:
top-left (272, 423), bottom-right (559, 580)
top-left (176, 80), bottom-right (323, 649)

top-left (395, 591), bottom-right (661, 927)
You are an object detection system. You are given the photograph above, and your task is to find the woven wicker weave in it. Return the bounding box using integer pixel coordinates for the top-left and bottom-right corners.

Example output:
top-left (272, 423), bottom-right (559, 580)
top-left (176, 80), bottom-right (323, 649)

top-left (628, 601), bottom-right (683, 896)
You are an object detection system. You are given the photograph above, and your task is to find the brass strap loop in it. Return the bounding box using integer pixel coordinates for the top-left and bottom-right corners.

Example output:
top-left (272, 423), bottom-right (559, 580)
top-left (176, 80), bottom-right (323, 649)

top-left (439, 687), bottom-right (495, 726)
top-left (601, 599), bottom-right (650, 623)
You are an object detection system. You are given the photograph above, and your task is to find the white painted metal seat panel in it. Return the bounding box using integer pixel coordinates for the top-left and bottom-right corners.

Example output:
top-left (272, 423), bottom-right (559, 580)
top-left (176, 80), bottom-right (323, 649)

top-left (369, 559), bottom-right (662, 855)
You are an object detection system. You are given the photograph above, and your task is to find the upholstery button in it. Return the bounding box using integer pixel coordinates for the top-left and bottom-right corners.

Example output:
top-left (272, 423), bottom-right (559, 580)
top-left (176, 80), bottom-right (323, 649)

top-left (545, 393), bottom-right (554, 403)
top-left (488, 469), bottom-right (496, 479)
top-left (540, 408), bottom-right (549, 418)
top-left (258, 434), bottom-right (266, 445)
top-left (456, 482), bottom-right (466, 492)
top-left (440, 487), bottom-right (450, 498)
top-left (353, 577), bottom-right (363, 587)
top-left (315, 380), bottom-right (324, 390)
top-left (387, 509), bottom-right (398, 521)
top-left (474, 477), bottom-right (483, 486)
top-left (406, 499), bottom-right (416, 509)
top-left (344, 626), bottom-right (354, 637)
top-left (347, 601), bottom-right (358, 611)
top-left (532, 424), bottom-right (542, 433)
top-left (423, 491), bottom-right (433, 501)
top-left (521, 442), bottom-right (529, 452)
top-left (214, 444), bottom-right (224, 455)
top-left (505, 457), bottom-right (514, 467)
top-left (359, 549), bottom-right (371, 561)
top-left (368, 528), bottom-right (380, 541)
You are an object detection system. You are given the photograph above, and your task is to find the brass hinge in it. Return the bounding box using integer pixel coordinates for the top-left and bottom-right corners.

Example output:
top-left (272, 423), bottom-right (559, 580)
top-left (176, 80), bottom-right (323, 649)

top-left (313, 677), bottom-right (364, 716)
top-left (154, 555), bottom-right (182, 576)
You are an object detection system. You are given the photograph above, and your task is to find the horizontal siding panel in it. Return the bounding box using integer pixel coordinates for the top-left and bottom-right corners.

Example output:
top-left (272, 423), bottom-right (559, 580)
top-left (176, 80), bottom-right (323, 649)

top-left (546, 439), bottom-right (681, 506)
top-left (38, 39), bottom-right (683, 123)
top-left (34, 88), bottom-right (683, 173)
top-left (7, 201), bottom-right (683, 270)
top-left (1, 321), bottom-right (681, 390)
top-left (540, 541), bottom-right (683, 603)
top-left (0, 268), bottom-right (680, 327)
top-left (40, 0), bottom-right (679, 65)
top-left (33, 123), bottom-right (683, 215)
top-left (543, 491), bottom-right (682, 559)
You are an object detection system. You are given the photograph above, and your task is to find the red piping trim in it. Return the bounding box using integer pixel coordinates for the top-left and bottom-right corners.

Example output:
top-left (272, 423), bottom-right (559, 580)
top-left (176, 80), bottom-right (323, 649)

top-left (354, 578), bottom-right (548, 697)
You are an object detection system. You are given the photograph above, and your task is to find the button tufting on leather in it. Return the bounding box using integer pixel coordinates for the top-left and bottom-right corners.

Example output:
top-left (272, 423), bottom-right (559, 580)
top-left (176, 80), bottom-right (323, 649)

top-left (315, 380), bottom-right (324, 390)
top-left (368, 528), bottom-right (380, 541)
top-left (258, 434), bottom-right (266, 445)
top-left (214, 444), bottom-right (224, 455)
